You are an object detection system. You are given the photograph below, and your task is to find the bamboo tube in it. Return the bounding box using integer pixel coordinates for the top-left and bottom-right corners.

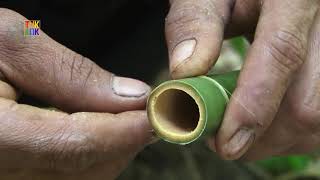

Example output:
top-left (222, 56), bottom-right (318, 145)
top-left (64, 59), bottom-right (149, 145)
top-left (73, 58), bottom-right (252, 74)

top-left (147, 71), bottom-right (239, 145)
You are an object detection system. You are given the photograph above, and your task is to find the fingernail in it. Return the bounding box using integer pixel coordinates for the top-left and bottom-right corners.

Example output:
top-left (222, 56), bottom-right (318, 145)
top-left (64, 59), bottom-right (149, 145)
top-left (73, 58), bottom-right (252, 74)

top-left (112, 76), bottom-right (150, 97)
top-left (222, 128), bottom-right (255, 160)
top-left (171, 39), bottom-right (196, 72)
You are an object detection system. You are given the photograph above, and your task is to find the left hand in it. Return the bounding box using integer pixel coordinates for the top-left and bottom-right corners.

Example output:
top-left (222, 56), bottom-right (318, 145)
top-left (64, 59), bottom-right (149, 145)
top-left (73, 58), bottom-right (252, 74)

top-left (0, 8), bottom-right (154, 180)
top-left (165, 0), bottom-right (320, 160)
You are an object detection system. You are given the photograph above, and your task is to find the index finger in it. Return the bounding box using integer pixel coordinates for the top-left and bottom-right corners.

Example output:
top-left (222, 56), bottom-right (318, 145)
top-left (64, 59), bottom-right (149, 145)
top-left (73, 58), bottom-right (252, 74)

top-left (165, 0), bottom-right (234, 79)
top-left (0, 97), bottom-right (153, 172)
top-left (214, 0), bottom-right (319, 160)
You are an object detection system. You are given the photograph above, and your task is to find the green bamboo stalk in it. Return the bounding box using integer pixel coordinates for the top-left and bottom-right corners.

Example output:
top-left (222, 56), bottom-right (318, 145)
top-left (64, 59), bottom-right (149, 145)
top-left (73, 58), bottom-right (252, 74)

top-left (147, 71), bottom-right (239, 145)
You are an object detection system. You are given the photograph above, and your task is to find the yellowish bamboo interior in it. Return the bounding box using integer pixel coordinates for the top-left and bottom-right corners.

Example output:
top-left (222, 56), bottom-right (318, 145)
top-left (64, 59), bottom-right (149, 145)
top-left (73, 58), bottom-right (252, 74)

top-left (153, 89), bottom-right (200, 135)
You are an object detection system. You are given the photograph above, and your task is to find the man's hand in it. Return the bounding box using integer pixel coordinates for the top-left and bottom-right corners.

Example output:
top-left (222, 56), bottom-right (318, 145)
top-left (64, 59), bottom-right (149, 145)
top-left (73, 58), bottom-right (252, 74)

top-left (165, 0), bottom-right (320, 160)
top-left (0, 8), bottom-right (154, 180)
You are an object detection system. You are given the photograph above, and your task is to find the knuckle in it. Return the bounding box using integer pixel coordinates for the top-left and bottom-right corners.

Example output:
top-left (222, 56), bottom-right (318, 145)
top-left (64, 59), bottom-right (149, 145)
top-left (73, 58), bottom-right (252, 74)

top-left (166, 4), bottom-right (201, 27)
top-left (0, 8), bottom-right (29, 52)
top-left (165, 0), bottom-right (223, 43)
top-left (50, 48), bottom-right (98, 111)
top-left (0, 8), bottom-right (44, 76)
top-left (0, 8), bottom-right (23, 39)
top-left (289, 102), bottom-right (320, 133)
top-left (57, 48), bottom-right (95, 86)
top-left (235, 84), bottom-right (279, 130)
top-left (266, 30), bottom-right (306, 74)
top-left (0, 9), bottom-right (24, 65)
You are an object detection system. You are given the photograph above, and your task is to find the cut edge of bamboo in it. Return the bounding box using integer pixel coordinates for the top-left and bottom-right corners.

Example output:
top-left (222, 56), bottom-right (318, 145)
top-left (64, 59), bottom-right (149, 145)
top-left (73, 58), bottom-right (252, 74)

top-left (147, 80), bottom-right (207, 145)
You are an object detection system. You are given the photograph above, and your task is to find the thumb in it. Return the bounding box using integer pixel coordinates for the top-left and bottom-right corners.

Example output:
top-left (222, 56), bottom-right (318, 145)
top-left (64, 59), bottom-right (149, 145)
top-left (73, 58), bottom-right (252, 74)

top-left (0, 8), bottom-right (150, 113)
top-left (166, 0), bottom-right (234, 79)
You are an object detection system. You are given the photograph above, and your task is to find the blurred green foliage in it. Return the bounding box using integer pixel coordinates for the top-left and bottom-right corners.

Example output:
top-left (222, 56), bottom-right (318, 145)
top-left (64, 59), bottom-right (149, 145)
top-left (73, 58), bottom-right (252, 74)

top-left (230, 36), bottom-right (248, 59)
top-left (256, 155), bottom-right (312, 175)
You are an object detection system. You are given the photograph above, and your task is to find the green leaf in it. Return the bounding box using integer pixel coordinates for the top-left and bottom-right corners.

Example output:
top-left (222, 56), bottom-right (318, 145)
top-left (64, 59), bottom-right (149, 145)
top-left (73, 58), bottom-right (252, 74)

top-left (256, 155), bottom-right (312, 175)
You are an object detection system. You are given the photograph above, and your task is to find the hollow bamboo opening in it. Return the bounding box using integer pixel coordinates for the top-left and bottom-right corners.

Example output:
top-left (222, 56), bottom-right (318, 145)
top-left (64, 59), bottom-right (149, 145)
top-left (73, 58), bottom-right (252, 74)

top-left (152, 89), bottom-right (200, 136)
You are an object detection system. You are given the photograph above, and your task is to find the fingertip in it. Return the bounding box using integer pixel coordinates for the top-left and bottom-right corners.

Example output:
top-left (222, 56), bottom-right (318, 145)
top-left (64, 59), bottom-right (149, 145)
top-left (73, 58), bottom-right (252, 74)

top-left (109, 76), bottom-right (151, 112)
top-left (166, 0), bottom-right (231, 79)
top-left (217, 128), bottom-right (255, 160)
top-left (112, 76), bottom-right (151, 98)
top-left (81, 74), bottom-right (151, 113)
top-left (214, 89), bottom-right (258, 160)
top-left (206, 138), bottom-right (217, 152)
top-left (169, 37), bottom-right (221, 79)
top-left (117, 111), bottom-right (156, 147)
top-left (170, 56), bottom-right (214, 79)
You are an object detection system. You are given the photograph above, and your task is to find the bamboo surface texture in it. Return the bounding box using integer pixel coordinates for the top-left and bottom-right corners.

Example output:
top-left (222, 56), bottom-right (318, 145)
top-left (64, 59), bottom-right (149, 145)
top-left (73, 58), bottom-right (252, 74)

top-left (147, 71), bottom-right (239, 144)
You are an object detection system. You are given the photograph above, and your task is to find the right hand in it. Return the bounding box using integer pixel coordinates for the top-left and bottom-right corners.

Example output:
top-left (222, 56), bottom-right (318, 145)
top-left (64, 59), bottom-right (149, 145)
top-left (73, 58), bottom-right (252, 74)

top-left (0, 8), bottom-right (154, 180)
top-left (165, 0), bottom-right (320, 160)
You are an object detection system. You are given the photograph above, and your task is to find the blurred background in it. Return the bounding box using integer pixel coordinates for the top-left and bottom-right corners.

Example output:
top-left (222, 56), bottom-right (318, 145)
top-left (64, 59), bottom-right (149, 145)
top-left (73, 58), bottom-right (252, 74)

top-left (1, 0), bottom-right (320, 179)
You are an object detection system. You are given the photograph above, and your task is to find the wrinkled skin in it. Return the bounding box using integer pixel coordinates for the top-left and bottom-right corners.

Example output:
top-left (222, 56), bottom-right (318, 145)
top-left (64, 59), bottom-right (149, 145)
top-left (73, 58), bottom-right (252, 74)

top-left (165, 0), bottom-right (320, 160)
top-left (0, 8), bottom-right (155, 180)
top-left (1, 0), bottom-right (320, 179)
